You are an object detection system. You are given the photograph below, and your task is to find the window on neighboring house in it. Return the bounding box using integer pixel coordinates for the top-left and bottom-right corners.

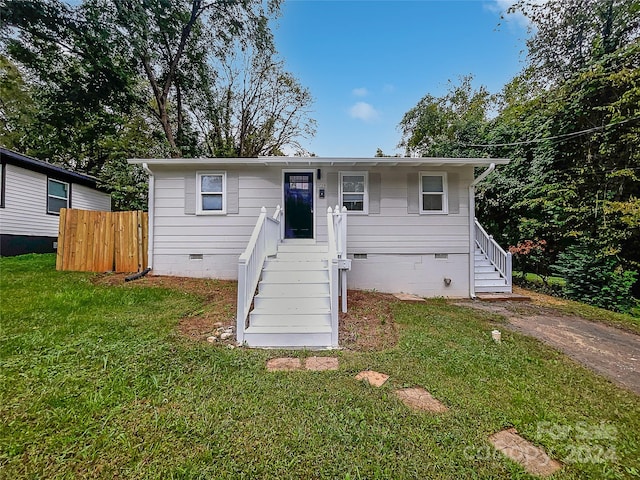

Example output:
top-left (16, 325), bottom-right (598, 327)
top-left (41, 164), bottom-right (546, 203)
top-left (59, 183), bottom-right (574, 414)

top-left (197, 172), bottom-right (226, 214)
top-left (340, 172), bottom-right (368, 213)
top-left (47, 178), bottom-right (69, 214)
top-left (420, 172), bottom-right (447, 214)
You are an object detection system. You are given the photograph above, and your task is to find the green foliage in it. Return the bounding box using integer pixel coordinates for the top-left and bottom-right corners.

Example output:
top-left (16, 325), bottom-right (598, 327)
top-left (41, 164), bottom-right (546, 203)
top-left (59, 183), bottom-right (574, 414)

top-left (398, 75), bottom-right (493, 158)
top-left (553, 239), bottom-right (638, 313)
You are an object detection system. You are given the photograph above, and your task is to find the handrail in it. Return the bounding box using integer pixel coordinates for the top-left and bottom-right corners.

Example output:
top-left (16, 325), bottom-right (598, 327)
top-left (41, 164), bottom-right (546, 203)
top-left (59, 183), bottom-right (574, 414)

top-left (237, 206), bottom-right (282, 345)
top-left (327, 207), bottom-right (339, 347)
top-left (474, 218), bottom-right (512, 286)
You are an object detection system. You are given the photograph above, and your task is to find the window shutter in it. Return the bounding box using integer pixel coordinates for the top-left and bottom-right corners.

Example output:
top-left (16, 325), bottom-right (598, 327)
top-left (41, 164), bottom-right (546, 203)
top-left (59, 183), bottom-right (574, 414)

top-left (184, 174), bottom-right (196, 215)
top-left (326, 172), bottom-right (338, 210)
top-left (227, 172), bottom-right (239, 214)
top-left (369, 172), bottom-right (381, 214)
top-left (447, 172), bottom-right (459, 214)
top-left (407, 173), bottom-right (419, 214)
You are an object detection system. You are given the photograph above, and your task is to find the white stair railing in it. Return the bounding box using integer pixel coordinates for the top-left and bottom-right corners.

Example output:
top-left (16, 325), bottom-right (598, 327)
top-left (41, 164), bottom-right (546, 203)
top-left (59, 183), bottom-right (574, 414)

top-left (237, 205), bottom-right (282, 344)
top-left (474, 218), bottom-right (512, 286)
top-left (333, 205), bottom-right (349, 313)
top-left (326, 207), bottom-right (340, 347)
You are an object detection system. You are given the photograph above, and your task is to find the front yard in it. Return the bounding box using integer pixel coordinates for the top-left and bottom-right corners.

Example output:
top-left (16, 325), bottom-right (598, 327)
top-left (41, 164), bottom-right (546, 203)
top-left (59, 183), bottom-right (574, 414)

top-left (1, 254), bottom-right (639, 479)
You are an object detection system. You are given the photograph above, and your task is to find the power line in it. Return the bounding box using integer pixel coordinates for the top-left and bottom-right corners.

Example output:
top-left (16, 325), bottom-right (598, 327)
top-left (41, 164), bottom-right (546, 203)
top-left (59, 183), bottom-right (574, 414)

top-left (463, 115), bottom-right (640, 148)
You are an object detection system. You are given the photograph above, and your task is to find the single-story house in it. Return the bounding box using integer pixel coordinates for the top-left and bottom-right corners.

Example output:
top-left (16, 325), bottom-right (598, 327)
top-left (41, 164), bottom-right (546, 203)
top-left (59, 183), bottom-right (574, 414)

top-left (129, 156), bottom-right (512, 348)
top-left (0, 148), bottom-right (111, 256)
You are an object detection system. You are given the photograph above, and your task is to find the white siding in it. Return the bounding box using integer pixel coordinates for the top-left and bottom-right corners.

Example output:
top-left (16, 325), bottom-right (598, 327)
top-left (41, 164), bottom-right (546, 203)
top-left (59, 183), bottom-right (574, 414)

top-left (347, 253), bottom-right (469, 297)
top-left (73, 184), bottom-right (111, 211)
top-left (0, 164), bottom-right (111, 238)
top-left (0, 164), bottom-right (59, 237)
top-left (150, 164), bottom-right (475, 294)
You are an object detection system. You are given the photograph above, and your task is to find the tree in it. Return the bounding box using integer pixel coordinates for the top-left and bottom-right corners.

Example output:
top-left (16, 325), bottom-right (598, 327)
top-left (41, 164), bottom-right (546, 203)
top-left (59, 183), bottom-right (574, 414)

top-left (511, 0), bottom-right (640, 83)
top-left (398, 75), bottom-right (493, 158)
top-left (1, 0), bottom-right (282, 158)
top-left (195, 48), bottom-right (315, 157)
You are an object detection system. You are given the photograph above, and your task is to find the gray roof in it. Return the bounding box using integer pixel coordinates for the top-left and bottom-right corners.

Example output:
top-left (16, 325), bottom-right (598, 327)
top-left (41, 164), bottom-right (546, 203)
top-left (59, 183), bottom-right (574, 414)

top-left (0, 148), bottom-right (105, 191)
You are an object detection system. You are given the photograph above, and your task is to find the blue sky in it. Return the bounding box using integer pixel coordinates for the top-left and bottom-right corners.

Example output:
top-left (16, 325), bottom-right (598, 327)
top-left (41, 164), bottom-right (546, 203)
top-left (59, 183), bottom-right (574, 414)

top-left (271, 0), bottom-right (530, 157)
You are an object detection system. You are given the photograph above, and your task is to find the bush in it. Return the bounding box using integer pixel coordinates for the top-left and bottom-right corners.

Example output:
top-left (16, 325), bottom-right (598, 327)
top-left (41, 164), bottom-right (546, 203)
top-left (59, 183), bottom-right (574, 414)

top-left (553, 240), bottom-right (638, 313)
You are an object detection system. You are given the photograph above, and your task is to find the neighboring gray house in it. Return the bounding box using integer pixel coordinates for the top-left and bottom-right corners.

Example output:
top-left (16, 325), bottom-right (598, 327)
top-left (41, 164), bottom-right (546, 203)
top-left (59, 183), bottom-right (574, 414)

top-left (129, 156), bottom-right (512, 348)
top-left (0, 148), bottom-right (111, 256)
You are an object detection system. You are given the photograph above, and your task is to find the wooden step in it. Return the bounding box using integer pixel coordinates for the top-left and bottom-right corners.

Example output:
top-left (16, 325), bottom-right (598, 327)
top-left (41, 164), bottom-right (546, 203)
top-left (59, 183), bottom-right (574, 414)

top-left (243, 324), bottom-right (333, 348)
top-left (249, 312), bottom-right (332, 327)
top-left (277, 244), bottom-right (328, 253)
top-left (253, 295), bottom-right (331, 311)
top-left (259, 282), bottom-right (330, 296)
top-left (261, 269), bottom-right (328, 283)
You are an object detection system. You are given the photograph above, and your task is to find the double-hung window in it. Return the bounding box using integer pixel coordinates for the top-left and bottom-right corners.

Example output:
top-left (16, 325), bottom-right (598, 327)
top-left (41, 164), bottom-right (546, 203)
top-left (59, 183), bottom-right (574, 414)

top-left (47, 178), bottom-right (69, 214)
top-left (420, 172), bottom-right (447, 214)
top-left (197, 172), bottom-right (226, 214)
top-left (340, 172), bottom-right (368, 214)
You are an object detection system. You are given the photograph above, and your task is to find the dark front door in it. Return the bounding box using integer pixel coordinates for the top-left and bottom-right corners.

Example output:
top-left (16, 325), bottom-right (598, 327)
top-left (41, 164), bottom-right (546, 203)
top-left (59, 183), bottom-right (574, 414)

top-left (284, 172), bottom-right (314, 239)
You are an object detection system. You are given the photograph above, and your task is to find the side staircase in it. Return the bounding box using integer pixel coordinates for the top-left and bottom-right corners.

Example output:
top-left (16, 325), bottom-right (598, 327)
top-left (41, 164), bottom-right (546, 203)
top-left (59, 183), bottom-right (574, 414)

top-left (243, 244), bottom-right (334, 348)
top-left (474, 219), bottom-right (512, 294)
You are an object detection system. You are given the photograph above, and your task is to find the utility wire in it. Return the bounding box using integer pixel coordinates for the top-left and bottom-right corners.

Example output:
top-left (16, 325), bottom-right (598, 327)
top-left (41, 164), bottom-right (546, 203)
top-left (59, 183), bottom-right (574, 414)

top-left (463, 115), bottom-right (640, 148)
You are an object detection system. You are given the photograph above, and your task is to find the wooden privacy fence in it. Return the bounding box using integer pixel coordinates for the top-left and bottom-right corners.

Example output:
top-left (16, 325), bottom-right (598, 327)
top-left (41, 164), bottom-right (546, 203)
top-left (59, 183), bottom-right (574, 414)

top-left (56, 208), bottom-right (148, 273)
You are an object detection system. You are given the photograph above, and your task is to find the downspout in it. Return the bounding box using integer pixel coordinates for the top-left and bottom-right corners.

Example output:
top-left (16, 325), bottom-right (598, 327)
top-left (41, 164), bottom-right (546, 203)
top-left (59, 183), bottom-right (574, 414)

top-left (142, 163), bottom-right (154, 270)
top-left (468, 163), bottom-right (495, 299)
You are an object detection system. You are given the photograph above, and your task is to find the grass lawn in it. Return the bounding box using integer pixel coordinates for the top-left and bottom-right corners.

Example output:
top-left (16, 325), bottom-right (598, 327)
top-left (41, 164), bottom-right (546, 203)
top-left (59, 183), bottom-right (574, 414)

top-left (1, 254), bottom-right (639, 479)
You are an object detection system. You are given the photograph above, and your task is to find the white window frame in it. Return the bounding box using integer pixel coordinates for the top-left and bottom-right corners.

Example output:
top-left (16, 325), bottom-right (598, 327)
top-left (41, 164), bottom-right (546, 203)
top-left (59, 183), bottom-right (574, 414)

top-left (47, 178), bottom-right (70, 215)
top-left (339, 171), bottom-right (368, 215)
top-left (419, 171), bottom-right (448, 214)
top-left (196, 171), bottom-right (226, 215)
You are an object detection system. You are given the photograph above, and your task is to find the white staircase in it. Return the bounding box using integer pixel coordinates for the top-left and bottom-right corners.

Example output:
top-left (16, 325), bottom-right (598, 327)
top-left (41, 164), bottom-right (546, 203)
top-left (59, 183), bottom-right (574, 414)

top-left (474, 247), bottom-right (511, 293)
top-left (242, 244), bottom-right (335, 348)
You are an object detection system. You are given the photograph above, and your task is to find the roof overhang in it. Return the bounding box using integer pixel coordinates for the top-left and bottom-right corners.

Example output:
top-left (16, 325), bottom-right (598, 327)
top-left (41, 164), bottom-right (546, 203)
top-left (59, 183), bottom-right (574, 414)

top-left (1, 147), bottom-right (105, 191)
top-left (129, 156), bottom-right (510, 168)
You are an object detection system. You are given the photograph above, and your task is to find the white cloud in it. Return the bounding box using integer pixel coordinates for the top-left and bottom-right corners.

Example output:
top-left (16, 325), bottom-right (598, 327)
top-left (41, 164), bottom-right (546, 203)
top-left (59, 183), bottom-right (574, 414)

top-left (352, 87), bottom-right (368, 97)
top-left (484, 0), bottom-right (533, 29)
top-left (349, 102), bottom-right (380, 122)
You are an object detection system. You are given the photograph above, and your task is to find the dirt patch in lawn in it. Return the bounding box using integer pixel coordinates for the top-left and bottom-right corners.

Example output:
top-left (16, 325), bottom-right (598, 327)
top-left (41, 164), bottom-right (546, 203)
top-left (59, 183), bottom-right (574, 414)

top-left (339, 290), bottom-right (399, 351)
top-left (92, 273), bottom-right (237, 341)
top-left (92, 274), bottom-right (399, 351)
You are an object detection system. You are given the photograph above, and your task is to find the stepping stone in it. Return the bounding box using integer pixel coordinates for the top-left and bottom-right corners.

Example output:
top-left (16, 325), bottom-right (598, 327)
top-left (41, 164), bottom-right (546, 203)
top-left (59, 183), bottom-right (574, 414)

top-left (395, 387), bottom-right (449, 413)
top-left (488, 428), bottom-right (562, 477)
top-left (305, 356), bottom-right (339, 371)
top-left (266, 357), bottom-right (302, 371)
top-left (393, 293), bottom-right (426, 302)
top-left (355, 370), bottom-right (389, 387)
